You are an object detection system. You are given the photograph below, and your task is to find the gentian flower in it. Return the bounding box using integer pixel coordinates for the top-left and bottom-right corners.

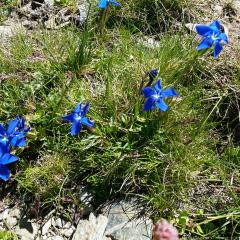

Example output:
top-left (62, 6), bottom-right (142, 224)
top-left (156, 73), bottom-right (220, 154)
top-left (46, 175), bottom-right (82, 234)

top-left (63, 102), bottom-right (94, 136)
top-left (0, 116), bottom-right (30, 148)
top-left (196, 20), bottom-right (229, 59)
top-left (98, 0), bottom-right (120, 9)
top-left (143, 79), bottom-right (179, 112)
top-left (0, 143), bottom-right (18, 181)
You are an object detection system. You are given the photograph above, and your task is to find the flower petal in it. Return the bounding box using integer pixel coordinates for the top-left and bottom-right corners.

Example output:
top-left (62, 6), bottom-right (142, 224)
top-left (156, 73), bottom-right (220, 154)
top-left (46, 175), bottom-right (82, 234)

top-left (195, 25), bottom-right (213, 36)
top-left (153, 80), bottom-right (162, 93)
top-left (63, 113), bottom-right (74, 122)
top-left (10, 136), bottom-right (27, 147)
top-left (81, 117), bottom-right (94, 128)
top-left (98, 0), bottom-right (107, 8)
top-left (82, 102), bottom-right (90, 117)
top-left (214, 40), bottom-right (223, 59)
top-left (70, 120), bottom-right (82, 136)
top-left (210, 20), bottom-right (221, 31)
top-left (162, 88), bottom-right (179, 98)
top-left (73, 103), bottom-right (82, 114)
top-left (0, 138), bottom-right (8, 147)
top-left (142, 87), bottom-right (156, 98)
top-left (0, 153), bottom-right (18, 165)
top-left (197, 37), bottom-right (213, 50)
top-left (219, 33), bottom-right (229, 44)
top-left (0, 124), bottom-right (6, 135)
top-left (143, 98), bottom-right (155, 111)
top-left (0, 143), bottom-right (9, 157)
top-left (0, 164), bottom-right (10, 181)
top-left (7, 119), bottom-right (19, 135)
top-left (108, 0), bottom-right (120, 6)
top-left (156, 98), bottom-right (168, 111)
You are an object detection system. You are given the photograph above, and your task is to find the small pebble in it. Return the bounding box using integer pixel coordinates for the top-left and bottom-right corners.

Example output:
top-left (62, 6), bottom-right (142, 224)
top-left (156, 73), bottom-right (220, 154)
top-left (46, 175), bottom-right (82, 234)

top-left (55, 218), bottom-right (63, 228)
top-left (62, 227), bottom-right (74, 237)
top-left (63, 221), bottom-right (71, 229)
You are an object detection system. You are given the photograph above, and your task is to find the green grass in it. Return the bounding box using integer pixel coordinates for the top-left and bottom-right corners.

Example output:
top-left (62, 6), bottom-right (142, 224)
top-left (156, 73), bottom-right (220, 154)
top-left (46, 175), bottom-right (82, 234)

top-left (1, 0), bottom-right (240, 239)
top-left (0, 231), bottom-right (17, 240)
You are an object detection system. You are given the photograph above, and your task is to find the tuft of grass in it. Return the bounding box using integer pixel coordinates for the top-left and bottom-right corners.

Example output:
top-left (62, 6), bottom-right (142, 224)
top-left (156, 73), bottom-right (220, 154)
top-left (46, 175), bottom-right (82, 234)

top-left (16, 153), bottom-right (70, 203)
top-left (0, 231), bottom-right (17, 240)
top-left (108, 0), bottom-right (193, 33)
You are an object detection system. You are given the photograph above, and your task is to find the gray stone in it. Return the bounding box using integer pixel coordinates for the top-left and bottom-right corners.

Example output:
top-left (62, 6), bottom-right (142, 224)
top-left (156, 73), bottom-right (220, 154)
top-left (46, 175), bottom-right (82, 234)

top-left (6, 216), bottom-right (18, 228)
top-left (16, 222), bottom-right (39, 240)
top-left (104, 201), bottom-right (153, 240)
top-left (55, 218), bottom-right (64, 228)
top-left (62, 226), bottom-right (75, 237)
top-left (72, 213), bottom-right (109, 240)
top-left (9, 208), bottom-right (21, 219)
top-left (78, 0), bottom-right (90, 24)
top-left (63, 221), bottom-right (71, 229)
top-left (42, 219), bottom-right (52, 235)
top-left (44, 0), bottom-right (54, 6)
top-left (53, 236), bottom-right (65, 240)
top-left (185, 23), bottom-right (197, 32)
top-left (0, 208), bottom-right (9, 220)
top-left (214, 5), bottom-right (223, 17)
top-left (16, 228), bottom-right (34, 240)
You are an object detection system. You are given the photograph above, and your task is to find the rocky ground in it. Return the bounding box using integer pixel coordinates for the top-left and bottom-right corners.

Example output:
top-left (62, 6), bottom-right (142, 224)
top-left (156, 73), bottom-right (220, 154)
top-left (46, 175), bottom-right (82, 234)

top-left (0, 198), bottom-right (152, 240)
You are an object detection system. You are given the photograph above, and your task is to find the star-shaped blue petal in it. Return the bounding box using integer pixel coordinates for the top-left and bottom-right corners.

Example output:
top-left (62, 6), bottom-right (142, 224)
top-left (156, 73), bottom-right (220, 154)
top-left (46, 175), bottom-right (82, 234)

top-left (63, 102), bottom-right (94, 136)
top-left (142, 79), bottom-right (179, 112)
top-left (0, 116), bottom-right (30, 148)
top-left (196, 20), bottom-right (229, 59)
top-left (0, 143), bottom-right (18, 181)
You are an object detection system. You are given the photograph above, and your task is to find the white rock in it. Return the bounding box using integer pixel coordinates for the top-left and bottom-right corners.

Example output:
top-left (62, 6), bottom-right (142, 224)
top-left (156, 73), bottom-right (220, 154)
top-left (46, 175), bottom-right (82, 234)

top-left (52, 236), bottom-right (64, 240)
top-left (55, 218), bottom-right (63, 228)
top-left (63, 221), bottom-right (71, 229)
top-left (185, 23), bottom-right (197, 32)
top-left (78, 0), bottom-right (90, 24)
top-left (6, 216), bottom-right (18, 228)
top-left (45, 0), bottom-right (54, 6)
top-left (16, 228), bottom-right (35, 240)
top-left (62, 227), bottom-right (75, 237)
top-left (0, 208), bottom-right (9, 220)
top-left (42, 219), bottom-right (52, 235)
top-left (214, 5), bottom-right (223, 16)
top-left (103, 201), bottom-right (153, 240)
top-left (9, 208), bottom-right (21, 219)
top-left (72, 213), bottom-right (108, 240)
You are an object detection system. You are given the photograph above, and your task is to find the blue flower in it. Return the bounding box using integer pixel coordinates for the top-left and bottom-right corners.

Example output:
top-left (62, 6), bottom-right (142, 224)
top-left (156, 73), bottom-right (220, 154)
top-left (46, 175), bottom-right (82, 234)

top-left (98, 0), bottom-right (120, 9)
top-left (196, 20), bottom-right (229, 59)
top-left (16, 115), bottom-right (31, 134)
top-left (142, 79), bottom-right (179, 112)
top-left (0, 116), bottom-right (30, 148)
top-left (63, 102), bottom-right (94, 136)
top-left (0, 143), bottom-right (18, 181)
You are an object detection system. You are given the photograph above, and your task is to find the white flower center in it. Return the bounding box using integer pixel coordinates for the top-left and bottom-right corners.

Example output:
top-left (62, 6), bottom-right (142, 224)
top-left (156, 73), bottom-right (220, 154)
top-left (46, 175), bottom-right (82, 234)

top-left (153, 93), bottom-right (161, 99)
top-left (212, 33), bottom-right (218, 41)
top-left (75, 115), bottom-right (82, 121)
top-left (1, 136), bottom-right (8, 142)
